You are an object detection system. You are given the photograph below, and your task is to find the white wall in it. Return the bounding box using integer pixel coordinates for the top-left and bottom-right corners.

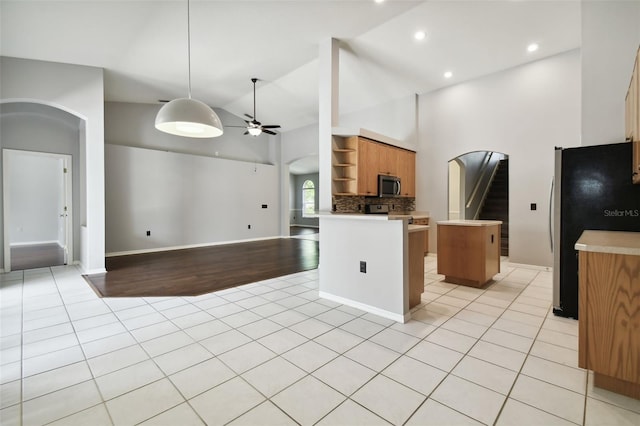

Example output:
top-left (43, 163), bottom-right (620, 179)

top-left (418, 50), bottom-right (581, 267)
top-left (319, 216), bottom-right (407, 322)
top-left (581, 1), bottom-right (640, 146)
top-left (105, 144), bottom-right (280, 254)
top-left (339, 94), bottom-right (419, 151)
top-left (0, 56), bottom-right (105, 273)
top-left (8, 153), bottom-right (60, 244)
top-left (105, 102), bottom-right (274, 164)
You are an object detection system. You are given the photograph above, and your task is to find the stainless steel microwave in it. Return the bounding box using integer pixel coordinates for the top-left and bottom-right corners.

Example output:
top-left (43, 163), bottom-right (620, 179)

top-left (378, 175), bottom-right (401, 197)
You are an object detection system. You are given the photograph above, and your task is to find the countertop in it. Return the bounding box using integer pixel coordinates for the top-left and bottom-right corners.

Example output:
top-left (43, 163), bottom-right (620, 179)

top-left (575, 230), bottom-right (640, 256)
top-left (408, 224), bottom-right (430, 233)
top-left (320, 211), bottom-right (430, 221)
top-left (437, 220), bottom-right (502, 226)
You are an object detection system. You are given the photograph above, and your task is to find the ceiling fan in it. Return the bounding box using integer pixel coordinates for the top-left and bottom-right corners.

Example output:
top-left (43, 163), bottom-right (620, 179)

top-left (231, 78), bottom-right (281, 136)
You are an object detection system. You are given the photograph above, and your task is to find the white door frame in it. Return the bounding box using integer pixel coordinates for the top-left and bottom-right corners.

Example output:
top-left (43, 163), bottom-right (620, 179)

top-left (2, 149), bottom-right (73, 272)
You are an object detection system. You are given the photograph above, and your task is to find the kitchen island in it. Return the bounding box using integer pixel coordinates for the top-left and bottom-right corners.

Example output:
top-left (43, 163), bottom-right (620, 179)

top-left (437, 220), bottom-right (502, 287)
top-left (318, 212), bottom-right (428, 322)
top-left (575, 230), bottom-right (640, 399)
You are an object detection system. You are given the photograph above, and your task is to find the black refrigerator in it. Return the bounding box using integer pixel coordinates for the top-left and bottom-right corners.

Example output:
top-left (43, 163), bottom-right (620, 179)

top-left (552, 142), bottom-right (640, 319)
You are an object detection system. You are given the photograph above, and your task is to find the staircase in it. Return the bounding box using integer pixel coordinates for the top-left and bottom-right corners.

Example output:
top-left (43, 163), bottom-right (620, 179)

top-left (479, 159), bottom-right (509, 256)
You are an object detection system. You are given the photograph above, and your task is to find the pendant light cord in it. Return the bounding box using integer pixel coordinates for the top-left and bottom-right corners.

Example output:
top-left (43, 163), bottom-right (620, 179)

top-left (187, 0), bottom-right (192, 99)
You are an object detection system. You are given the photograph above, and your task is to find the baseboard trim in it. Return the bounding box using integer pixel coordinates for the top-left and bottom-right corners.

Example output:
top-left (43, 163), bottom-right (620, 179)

top-left (106, 236), bottom-right (282, 258)
top-left (10, 240), bottom-right (62, 247)
top-left (318, 291), bottom-right (410, 323)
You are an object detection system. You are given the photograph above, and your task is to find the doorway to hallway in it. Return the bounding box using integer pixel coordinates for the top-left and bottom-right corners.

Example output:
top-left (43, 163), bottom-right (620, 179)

top-left (3, 149), bottom-right (73, 271)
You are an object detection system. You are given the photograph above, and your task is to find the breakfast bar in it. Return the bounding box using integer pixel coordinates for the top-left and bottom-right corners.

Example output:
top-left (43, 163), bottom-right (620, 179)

top-left (318, 212), bottom-right (428, 323)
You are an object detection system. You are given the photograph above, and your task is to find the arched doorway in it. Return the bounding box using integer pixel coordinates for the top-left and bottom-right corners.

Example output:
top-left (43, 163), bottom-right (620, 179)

top-left (288, 155), bottom-right (319, 240)
top-left (1, 101), bottom-right (84, 271)
top-left (449, 151), bottom-right (509, 256)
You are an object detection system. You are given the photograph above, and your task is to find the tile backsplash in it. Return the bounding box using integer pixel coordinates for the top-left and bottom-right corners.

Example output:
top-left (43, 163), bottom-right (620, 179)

top-left (333, 196), bottom-right (415, 213)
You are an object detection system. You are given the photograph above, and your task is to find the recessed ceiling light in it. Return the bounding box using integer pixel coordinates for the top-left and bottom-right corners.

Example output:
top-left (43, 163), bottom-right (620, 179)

top-left (444, 71), bottom-right (453, 79)
top-left (414, 31), bottom-right (426, 41)
top-left (527, 43), bottom-right (539, 53)
top-left (374, 0), bottom-right (385, 3)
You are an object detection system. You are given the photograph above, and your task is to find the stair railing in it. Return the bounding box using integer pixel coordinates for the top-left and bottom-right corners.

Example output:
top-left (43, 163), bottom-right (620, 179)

top-left (465, 153), bottom-right (503, 220)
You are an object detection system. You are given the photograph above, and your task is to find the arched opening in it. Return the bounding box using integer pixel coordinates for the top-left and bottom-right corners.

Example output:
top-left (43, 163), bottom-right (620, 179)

top-left (449, 150), bottom-right (509, 256)
top-left (288, 155), bottom-right (319, 240)
top-left (1, 101), bottom-right (85, 271)
top-left (302, 180), bottom-right (315, 217)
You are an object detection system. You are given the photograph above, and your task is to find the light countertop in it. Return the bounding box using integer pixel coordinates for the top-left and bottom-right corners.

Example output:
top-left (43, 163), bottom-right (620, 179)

top-left (320, 211), bottom-right (430, 221)
top-left (408, 224), bottom-right (430, 233)
top-left (437, 220), bottom-right (502, 226)
top-left (575, 230), bottom-right (640, 256)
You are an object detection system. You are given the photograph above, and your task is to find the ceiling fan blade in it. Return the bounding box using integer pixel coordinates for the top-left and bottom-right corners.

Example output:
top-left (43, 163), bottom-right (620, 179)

top-left (261, 125), bottom-right (281, 129)
top-left (243, 131), bottom-right (249, 135)
top-left (225, 125), bottom-right (247, 128)
top-left (244, 113), bottom-right (254, 119)
top-left (263, 129), bottom-right (277, 135)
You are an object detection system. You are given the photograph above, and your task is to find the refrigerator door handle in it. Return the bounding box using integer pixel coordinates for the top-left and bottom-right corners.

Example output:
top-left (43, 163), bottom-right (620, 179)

top-left (548, 177), bottom-right (554, 252)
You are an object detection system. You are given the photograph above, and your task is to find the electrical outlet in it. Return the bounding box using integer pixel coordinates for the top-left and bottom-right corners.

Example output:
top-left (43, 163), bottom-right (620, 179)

top-left (248, 224), bottom-right (251, 229)
top-left (146, 230), bottom-right (151, 236)
top-left (262, 204), bottom-right (268, 209)
top-left (530, 203), bottom-right (537, 211)
top-left (360, 261), bottom-right (367, 273)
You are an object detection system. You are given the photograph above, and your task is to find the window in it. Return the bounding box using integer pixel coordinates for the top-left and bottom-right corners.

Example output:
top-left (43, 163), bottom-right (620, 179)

top-left (302, 180), bottom-right (315, 217)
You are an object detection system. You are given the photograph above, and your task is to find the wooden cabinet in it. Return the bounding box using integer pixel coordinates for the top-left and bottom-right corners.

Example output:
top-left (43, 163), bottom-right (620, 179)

top-left (626, 46), bottom-right (639, 184)
top-left (412, 217), bottom-right (429, 255)
top-left (332, 135), bottom-right (416, 197)
top-left (437, 221), bottom-right (501, 287)
top-left (332, 136), bottom-right (358, 196)
top-left (357, 138), bottom-right (380, 196)
top-left (408, 228), bottom-right (426, 308)
top-left (378, 142), bottom-right (399, 176)
top-left (397, 149), bottom-right (416, 197)
top-left (576, 230), bottom-right (640, 399)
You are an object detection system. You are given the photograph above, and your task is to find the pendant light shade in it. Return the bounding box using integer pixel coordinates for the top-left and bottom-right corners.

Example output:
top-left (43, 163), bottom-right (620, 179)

top-left (155, 0), bottom-right (223, 138)
top-left (155, 98), bottom-right (223, 138)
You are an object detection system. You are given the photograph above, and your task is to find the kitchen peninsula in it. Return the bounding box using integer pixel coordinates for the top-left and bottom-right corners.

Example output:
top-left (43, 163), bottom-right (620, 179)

top-left (318, 213), bottom-right (428, 322)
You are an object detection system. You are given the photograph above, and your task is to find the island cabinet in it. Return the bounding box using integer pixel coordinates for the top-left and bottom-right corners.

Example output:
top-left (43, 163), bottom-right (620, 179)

top-left (576, 230), bottom-right (640, 400)
top-left (437, 220), bottom-right (501, 287)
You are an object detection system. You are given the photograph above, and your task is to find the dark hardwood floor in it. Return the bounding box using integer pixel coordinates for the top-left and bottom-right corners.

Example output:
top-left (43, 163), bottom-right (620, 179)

top-left (290, 226), bottom-right (319, 236)
top-left (11, 243), bottom-right (65, 270)
top-left (84, 238), bottom-right (319, 297)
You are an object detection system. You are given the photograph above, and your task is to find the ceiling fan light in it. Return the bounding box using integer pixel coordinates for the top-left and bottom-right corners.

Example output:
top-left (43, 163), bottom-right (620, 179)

top-left (155, 98), bottom-right (224, 138)
top-left (248, 127), bottom-right (262, 136)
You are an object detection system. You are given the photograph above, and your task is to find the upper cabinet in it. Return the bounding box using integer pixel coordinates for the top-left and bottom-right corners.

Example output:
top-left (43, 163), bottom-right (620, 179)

top-left (626, 46), bottom-right (640, 184)
top-left (332, 133), bottom-right (416, 197)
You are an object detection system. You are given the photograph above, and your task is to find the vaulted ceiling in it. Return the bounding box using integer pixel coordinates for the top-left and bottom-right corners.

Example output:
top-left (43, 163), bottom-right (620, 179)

top-left (1, 0), bottom-right (581, 132)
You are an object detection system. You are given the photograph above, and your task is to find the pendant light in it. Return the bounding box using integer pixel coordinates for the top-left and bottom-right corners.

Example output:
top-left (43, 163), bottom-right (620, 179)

top-left (155, 0), bottom-right (223, 138)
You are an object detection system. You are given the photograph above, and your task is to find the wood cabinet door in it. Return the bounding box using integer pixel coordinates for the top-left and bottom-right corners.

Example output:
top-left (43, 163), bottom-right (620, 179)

top-left (579, 251), bottom-right (640, 383)
top-left (378, 143), bottom-right (399, 176)
top-left (357, 138), bottom-right (380, 195)
top-left (397, 150), bottom-right (416, 197)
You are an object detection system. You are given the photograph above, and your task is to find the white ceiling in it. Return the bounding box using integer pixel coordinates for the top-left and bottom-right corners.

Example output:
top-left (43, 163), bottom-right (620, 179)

top-left (1, 0), bottom-right (581, 135)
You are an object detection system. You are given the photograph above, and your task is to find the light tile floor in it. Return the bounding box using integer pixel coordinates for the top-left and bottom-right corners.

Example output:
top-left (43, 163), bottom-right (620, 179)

top-left (1, 257), bottom-right (640, 425)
